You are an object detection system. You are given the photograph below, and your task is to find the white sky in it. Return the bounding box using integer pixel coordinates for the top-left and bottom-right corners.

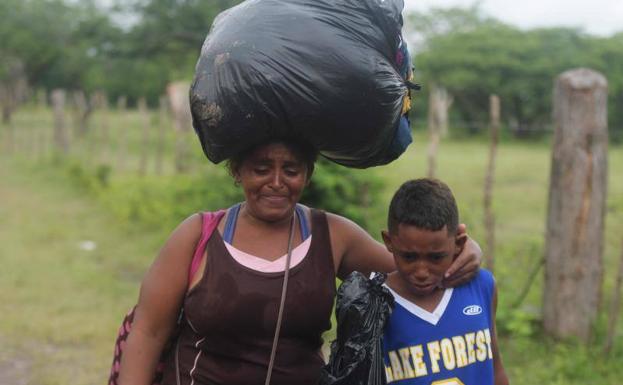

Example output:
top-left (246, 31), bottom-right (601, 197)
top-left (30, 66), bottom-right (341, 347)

top-left (403, 0), bottom-right (623, 36)
top-left (95, 0), bottom-right (622, 37)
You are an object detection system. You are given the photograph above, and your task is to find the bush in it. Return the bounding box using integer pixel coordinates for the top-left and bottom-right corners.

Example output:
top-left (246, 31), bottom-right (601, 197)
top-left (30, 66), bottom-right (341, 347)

top-left (100, 171), bottom-right (242, 231)
top-left (58, 156), bottom-right (382, 235)
top-left (301, 158), bottom-right (383, 231)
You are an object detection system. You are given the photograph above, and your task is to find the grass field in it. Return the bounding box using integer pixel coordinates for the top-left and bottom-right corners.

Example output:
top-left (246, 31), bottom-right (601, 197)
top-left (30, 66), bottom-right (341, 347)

top-left (1, 107), bottom-right (623, 384)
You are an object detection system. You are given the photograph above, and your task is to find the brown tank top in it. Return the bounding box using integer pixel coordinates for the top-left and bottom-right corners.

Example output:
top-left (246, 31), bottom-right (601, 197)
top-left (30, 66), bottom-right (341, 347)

top-left (162, 209), bottom-right (336, 385)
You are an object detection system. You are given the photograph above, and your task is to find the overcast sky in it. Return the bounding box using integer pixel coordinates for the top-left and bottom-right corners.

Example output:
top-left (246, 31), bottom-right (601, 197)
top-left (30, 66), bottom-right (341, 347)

top-left (96, 0), bottom-right (622, 37)
top-left (403, 0), bottom-right (623, 36)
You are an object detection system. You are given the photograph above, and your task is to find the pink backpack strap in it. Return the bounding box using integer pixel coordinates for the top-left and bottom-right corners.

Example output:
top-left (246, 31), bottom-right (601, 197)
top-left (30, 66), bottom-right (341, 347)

top-left (188, 210), bottom-right (226, 285)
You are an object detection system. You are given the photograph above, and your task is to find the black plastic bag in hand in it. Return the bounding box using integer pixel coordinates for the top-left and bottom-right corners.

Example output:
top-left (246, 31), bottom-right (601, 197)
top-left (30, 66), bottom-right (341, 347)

top-left (319, 272), bottom-right (394, 385)
top-left (191, 0), bottom-right (413, 168)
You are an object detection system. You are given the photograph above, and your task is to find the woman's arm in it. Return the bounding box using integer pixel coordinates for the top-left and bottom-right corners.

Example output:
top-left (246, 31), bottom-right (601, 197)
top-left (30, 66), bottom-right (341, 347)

top-left (327, 213), bottom-right (481, 285)
top-left (327, 213), bottom-right (394, 279)
top-left (118, 214), bottom-right (202, 385)
top-left (491, 284), bottom-right (510, 385)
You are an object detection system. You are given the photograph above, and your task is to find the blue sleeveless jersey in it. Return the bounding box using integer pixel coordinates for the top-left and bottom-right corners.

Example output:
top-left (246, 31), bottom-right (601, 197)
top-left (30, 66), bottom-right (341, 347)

top-left (382, 269), bottom-right (495, 385)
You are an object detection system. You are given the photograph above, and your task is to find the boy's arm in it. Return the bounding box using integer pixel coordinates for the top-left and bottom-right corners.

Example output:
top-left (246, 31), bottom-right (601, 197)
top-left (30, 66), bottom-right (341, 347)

top-left (491, 284), bottom-right (510, 385)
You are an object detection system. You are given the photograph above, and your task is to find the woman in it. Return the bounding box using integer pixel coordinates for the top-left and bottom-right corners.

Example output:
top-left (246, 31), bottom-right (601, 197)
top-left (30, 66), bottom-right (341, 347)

top-left (118, 139), bottom-right (481, 385)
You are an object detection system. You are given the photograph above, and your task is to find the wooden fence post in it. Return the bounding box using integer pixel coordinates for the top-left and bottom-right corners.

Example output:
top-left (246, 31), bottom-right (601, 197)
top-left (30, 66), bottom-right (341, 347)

top-left (167, 82), bottom-right (192, 173)
top-left (427, 86), bottom-right (440, 178)
top-left (0, 59), bottom-right (27, 126)
top-left (0, 85), bottom-right (15, 154)
top-left (95, 92), bottom-right (110, 164)
top-left (483, 94), bottom-right (500, 272)
top-left (543, 68), bottom-right (608, 342)
top-left (51, 89), bottom-right (70, 154)
top-left (427, 84), bottom-right (453, 178)
top-left (36, 90), bottom-right (50, 159)
top-left (116, 96), bottom-right (128, 170)
top-left (72, 90), bottom-right (92, 138)
top-left (35, 108), bottom-right (47, 160)
top-left (138, 97), bottom-right (150, 175)
top-left (155, 95), bottom-right (168, 175)
top-left (436, 86), bottom-right (453, 138)
top-left (1, 84), bottom-right (11, 126)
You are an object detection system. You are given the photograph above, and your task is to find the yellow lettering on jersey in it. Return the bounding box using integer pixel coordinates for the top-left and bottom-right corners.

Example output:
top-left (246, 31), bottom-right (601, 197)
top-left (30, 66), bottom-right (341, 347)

top-left (475, 330), bottom-right (487, 362)
top-left (399, 347), bottom-right (416, 379)
top-left (451, 335), bottom-right (468, 368)
top-left (385, 364), bottom-right (394, 382)
top-left (440, 338), bottom-right (456, 370)
top-left (427, 340), bottom-right (442, 374)
top-left (409, 345), bottom-right (428, 377)
top-left (484, 328), bottom-right (493, 359)
top-left (389, 351), bottom-right (405, 380)
top-left (464, 332), bottom-right (476, 364)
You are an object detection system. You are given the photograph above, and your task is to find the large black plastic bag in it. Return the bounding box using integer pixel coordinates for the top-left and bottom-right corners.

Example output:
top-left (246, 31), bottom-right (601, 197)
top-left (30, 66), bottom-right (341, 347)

top-left (319, 272), bottom-right (395, 385)
top-left (190, 0), bottom-right (412, 168)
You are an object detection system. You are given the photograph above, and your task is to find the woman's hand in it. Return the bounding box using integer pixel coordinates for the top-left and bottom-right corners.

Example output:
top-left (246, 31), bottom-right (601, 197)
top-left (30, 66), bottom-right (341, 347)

top-left (442, 224), bottom-right (482, 288)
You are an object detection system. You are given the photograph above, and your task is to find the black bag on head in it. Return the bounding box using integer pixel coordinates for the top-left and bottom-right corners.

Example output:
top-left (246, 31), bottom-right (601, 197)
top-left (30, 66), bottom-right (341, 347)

top-left (319, 272), bottom-right (395, 385)
top-left (191, 0), bottom-right (414, 168)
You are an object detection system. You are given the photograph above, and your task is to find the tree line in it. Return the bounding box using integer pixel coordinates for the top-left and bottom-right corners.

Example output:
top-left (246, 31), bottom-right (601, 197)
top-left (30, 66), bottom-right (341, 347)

top-left (1, 1), bottom-right (622, 139)
top-left (0, 0), bottom-right (243, 116)
top-left (408, 7), bottom-right (623, 139)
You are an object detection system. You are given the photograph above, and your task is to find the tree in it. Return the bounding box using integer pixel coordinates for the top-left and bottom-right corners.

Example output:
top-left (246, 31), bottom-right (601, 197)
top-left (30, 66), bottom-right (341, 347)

top-left (0, 0), bottom-right (123, 93)
top-left (585, 33), bottom-right (623, 140)
top-left (408, 7), bottom-right (622, 137)
top-left (405, 5), bottom-right (496, 50)
top-left (117, 0), bottom-right (245, 93)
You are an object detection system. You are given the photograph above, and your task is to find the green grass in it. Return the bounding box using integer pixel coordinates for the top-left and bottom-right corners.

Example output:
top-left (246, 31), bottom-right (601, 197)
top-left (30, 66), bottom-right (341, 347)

top-left (0, 159), bottom-right (162, 385)
top-left (2, 107), bottom-right (623, 384)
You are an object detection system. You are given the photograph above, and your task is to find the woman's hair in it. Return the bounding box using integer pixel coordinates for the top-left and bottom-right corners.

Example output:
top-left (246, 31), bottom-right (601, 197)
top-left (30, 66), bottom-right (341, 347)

top-left (387, 178), bottom-right (459, 235)
top-left (226, 138), bottom-right (318, 179)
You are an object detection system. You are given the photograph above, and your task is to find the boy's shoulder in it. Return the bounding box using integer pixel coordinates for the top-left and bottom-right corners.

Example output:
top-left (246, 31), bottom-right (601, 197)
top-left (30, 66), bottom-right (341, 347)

top-left (476, 268), bottom-right (495, 285)
top-left (463, 268), bottom-right (496, 299)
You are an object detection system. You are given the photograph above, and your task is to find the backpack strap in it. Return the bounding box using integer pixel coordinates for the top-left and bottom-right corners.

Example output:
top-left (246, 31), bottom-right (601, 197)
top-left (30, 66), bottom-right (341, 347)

top-left (188, 210), bottom-right (226, 285)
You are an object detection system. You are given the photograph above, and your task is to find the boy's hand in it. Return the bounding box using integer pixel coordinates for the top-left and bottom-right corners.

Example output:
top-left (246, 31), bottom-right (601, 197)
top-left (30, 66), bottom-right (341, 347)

top-left (442, 224), bottom-right (482, 288)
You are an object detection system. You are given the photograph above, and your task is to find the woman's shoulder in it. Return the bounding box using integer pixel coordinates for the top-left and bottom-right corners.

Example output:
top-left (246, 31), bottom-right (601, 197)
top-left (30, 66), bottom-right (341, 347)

top-left (175, 212), bottom-right (204, 234)
top-left (298, 205), bottom-right (353, 229)
top-left (142, 213), bottom-right (207, 295)
top-left (322, 210), bottom-right (358, 228)
top-left (321, 210), bottom-right (373, 250)
top-left (162, 212), bottom-right (207, 250)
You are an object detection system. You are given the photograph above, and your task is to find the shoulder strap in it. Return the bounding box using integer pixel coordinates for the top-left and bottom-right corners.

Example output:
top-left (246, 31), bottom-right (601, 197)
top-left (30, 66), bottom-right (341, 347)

top-left (188, 210), bottom-right (226, 285)
top-left (222, 203), bottom-right (242, 244)
top-left (295, 204), bottom-right (310, 240)
top-left (223, 203), bottom-right (309, 243)
top-left (265, 209), bottom-right (297, 385)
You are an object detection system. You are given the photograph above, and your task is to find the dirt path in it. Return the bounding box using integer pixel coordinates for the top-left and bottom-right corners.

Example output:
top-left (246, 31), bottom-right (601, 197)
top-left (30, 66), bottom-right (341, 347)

top-left (0, 337), bottom-right (31, 385)
top-left (0, 159), bottom-right (160, 385)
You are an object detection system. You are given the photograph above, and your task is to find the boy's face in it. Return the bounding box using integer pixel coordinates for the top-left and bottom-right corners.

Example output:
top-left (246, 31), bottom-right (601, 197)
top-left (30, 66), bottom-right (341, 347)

top-left (382, 224), bottom-right (466, 297)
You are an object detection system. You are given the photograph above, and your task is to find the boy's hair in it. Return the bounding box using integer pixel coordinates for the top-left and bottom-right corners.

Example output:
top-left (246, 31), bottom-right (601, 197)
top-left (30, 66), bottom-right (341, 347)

top-left (387, 178), bottom-right (459, 235)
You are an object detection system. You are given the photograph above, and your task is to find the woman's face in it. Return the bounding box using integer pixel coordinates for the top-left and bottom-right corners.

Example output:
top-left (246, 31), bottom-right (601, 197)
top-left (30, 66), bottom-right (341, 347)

top-left (235, 142), bottom-right (309, 223)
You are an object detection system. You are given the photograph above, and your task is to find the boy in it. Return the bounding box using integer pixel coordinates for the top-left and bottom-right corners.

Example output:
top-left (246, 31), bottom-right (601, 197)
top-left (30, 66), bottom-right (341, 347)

top-left (381, 178), bottom-right (509, 385)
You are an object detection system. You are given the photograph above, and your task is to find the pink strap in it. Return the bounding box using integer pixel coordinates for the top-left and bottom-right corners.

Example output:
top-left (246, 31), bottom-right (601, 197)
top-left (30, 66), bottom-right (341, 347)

top-left (188, 210), bottom-right (226, 285)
